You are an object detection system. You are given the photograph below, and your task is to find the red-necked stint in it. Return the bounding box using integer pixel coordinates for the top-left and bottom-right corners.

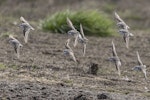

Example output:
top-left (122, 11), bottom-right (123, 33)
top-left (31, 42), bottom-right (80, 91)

top-left (119, 29), bottom-right (133, 49)
top-left (66, 17), bottom-right (83, 47)
top-left (66, 17), bottom-right (79, 37)
top-left (132, 51), bottom-right (147, 80)
top-left (9, 35), bottom-right (23, 59)
top-left (63, 39), bottom-right (77, 62)
top-left (109, 41), bottom-right (121, 76)
top-left (77, 24), bottom-right (88, 56)
top-left (19, 16), bottom-right (34, 43)
top-left (114, 12), bottom-right (130, 30)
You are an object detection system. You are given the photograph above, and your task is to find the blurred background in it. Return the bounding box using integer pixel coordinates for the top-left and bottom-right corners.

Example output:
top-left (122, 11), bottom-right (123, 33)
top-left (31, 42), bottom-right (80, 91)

top-left (0, 0), bottom-right (150, 33)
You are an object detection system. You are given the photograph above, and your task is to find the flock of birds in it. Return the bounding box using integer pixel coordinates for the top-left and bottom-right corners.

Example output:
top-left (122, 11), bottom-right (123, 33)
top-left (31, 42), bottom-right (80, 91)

top-left (8, 12), bottom-right (148, 81)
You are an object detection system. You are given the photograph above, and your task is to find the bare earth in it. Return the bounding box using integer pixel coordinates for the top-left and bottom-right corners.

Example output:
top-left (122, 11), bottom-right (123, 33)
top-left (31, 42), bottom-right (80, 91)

top-left (0, 0), bottom-right (150, 100)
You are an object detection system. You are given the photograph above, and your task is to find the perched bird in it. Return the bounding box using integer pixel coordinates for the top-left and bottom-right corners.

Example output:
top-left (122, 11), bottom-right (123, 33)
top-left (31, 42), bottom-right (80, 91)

top-left (119, 29), bottom-right (133, 48)
top-left (9, 35), bottom-right (23, 59)
top-left (63, 39), bottom-right (77, 62)
top-left (114, 12), bottom-right (130, 30)
top-left (108, 41), bottom-right (121, 76)
top-left (74, 24), bottom-right (88, 56)
top-left (132, 51), bottom-right (147, 80)
top-left (19, 16), bottom-right (34, 43)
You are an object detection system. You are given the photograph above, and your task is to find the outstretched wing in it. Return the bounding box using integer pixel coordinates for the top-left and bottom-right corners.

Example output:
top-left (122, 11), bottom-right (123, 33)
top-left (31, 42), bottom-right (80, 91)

top-left (24, 28), bottom-right (30, 43)
top-left (114, 12), bottom-right (123, 22)
top-left (136, 51), bottom-right (143, 66)
top-left (20, 16), bottom-right (29, 25)
top-left (70, 52), bottom-right (77, 62)
top-left (66, 17), bottom-right (76, 30)
top-left (80, 24), bottom-right (88, 41)
top-left (123, 34), bottom-right (129, 49)
top-left (20, 16), bottom-right (34, 30)
top-left (74, 34), bottom-right (79, 47)
top-left (83, 43), bottom-right (86, 56)
top-left (65, 39), bottom-right (73, 51)
top-left (112, 41), bottom-right (117, 57)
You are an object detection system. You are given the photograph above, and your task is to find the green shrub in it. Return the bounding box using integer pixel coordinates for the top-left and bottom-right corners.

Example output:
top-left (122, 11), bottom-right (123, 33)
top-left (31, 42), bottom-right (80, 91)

top-left (41, 10), bottom-right (116, 37)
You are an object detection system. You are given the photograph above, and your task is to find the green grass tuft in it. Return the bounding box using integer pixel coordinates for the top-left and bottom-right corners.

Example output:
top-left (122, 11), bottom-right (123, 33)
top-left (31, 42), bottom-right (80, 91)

top-left (0, 63), bottom-right (7, 70)
top-left (41, 10), bottom-right (116, 37)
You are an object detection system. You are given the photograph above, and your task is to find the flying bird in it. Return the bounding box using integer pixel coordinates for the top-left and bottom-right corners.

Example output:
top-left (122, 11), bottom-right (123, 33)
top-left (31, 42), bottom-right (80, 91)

top-left (66, 17), bottom-right (79, 37)
top-left (63, 39), bottom-right (77, 62)
top-left (108, 41), bottom-right (121, 76)
top-left (119, 29), bottom-right (133, 48)
top-left (19, 16), bottom-right (34, 43)
top-left (132, 51), bottom-right (147, 80)
top-left (114, 12), bottom-right (130, 30)
top-left (76, 24), bottom-right (88, 56)
top-left (9, 35), bottom-right (23, 59)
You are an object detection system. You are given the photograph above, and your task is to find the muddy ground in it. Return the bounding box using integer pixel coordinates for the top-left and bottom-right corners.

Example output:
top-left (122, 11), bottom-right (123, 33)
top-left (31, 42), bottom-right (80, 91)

top-left (0, 0), bottom-right (150, 100)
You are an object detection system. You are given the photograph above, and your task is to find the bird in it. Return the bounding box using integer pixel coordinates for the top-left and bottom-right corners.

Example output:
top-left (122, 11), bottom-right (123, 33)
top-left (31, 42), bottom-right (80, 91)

top-left (66, 17), bottom-right (81, 47)
top-left (108, 41), bottom-right (121, 76)
top-left (63, 39), bottom-right (77, 62)
top-left (74, 24), bottom-right (88, 56)
top-left (19, 16), bottom-right (34, 43)
top-left (118, 29), bottom-right (133, 48)
top-left (9, 35), bottom-right (23, 59)
top-left (114, 12), bottom-right (130, 30)
top-left (132, 51), bottom-right (147, 80)
top-left (66, 17), bottom-right (79, 37)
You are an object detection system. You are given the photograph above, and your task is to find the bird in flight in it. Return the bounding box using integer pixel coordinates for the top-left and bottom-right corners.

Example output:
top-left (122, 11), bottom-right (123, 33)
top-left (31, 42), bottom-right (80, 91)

top-left (66, 17), bottom-right (81, 46)
top-left (63, 39), bottom-right (77, 62)
top-left (118, 29), bottom-right (133, 49)
top-left (9, 35), bottom-right (23, 59)
top-left (19, 16), bottom-right (34, 43)
top-left (74, 24), bottom-right (88, 56)
top-left (132, 51), bottom-right (147, 80)
top-left (114, 12), bottom-right (130, 30)
top-left (108, 41), bottom-right (122, 76)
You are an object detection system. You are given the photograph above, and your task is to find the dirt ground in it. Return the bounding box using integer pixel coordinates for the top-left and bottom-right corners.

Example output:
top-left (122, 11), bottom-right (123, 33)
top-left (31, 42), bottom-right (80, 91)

top-left (0, 0), bottom-right (150, 100)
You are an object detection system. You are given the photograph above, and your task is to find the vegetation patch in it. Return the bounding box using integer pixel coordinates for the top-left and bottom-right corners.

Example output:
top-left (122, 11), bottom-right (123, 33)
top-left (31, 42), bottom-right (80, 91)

top-left (41, 10), bottom-right (116, 37)
top-left (0, 63), bottom-right (7, 70)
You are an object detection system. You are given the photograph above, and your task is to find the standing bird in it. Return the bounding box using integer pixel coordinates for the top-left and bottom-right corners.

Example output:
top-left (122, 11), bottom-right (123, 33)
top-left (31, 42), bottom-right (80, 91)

top-left (63, 39), bottom-right (77, 62)
top-left (114, 12), bottom-right (130, 30)
top-left (19, 16), bottom-right (34, 43)
top-left (109, 41), bottom-right (121, 76)
top-left (132, 51), bottom-right (147, 80)
top-left (119, 29), bottom-right (133, 49)
top-left (9, 35), bottom-right (23, 59)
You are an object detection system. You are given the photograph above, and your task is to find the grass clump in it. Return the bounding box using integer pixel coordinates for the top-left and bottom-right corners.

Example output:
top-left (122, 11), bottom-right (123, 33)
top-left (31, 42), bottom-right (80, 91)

top-left (0, 63), bottom-right (7, 70)
top-left (42, 10), bottom-right (115, 37)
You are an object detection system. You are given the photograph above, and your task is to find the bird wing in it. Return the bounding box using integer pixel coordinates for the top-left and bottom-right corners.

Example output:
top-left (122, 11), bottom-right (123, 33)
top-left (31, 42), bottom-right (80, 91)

top-left (142, 68), bottom-right (147, 80)
top-left (83, 43), bottom-right (86, 56)
top-left (66, 17), bottom-right (76, 30)
top-left (10, 39), bottom-right (18, 53)
top-left (24, 28), bottom-right (30, 43)
top-left (124, 34), bottom-right (129, 49)
top-left (65, 39), bottom-right (73, 51)
top-left (112, 41), bottom-right (117, 57)
top-left (70, 52), bottom-right (77, 62)
top-left (74, 34), bottom-right (79, 47)
top-left (114, 12), bottom-right (124, 22)
top-left (136, 51), bottom-right (143, 66)
top-left (20, 16), bottom-right (29, 25)
top-left (16, 45), bottom-right (21, 59)
top-left (80, 24), bottom-right (88, 41)
top-left (20, 16), bottom-right (34, 30)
